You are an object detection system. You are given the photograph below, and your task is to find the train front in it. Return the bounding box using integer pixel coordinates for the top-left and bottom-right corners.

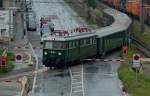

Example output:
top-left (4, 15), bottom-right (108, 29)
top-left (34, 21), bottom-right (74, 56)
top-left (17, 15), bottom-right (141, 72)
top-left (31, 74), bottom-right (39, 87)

top-left (42, 33), bottom-right (68, 68)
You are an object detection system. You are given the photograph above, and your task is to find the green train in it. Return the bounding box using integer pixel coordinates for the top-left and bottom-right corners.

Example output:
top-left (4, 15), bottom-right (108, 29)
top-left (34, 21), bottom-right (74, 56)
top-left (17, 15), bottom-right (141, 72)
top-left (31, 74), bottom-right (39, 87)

top-left (42, 8), bottom-right (132, 68)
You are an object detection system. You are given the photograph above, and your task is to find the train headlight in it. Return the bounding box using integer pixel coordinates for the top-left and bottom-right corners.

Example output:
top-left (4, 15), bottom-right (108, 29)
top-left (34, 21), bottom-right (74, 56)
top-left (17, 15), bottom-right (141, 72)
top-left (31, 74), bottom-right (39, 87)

top-left (58, 52), bottom-right (62, 56)
top-left (44, 51), bottom-right (48, 55)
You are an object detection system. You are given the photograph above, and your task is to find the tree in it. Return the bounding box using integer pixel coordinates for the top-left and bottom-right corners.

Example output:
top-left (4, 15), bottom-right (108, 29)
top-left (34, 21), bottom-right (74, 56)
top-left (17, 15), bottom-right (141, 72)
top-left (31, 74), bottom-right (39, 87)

top-left (86, 0), bottom-right (97, 9)
top-left (84, 0), bottom-right (98, 20)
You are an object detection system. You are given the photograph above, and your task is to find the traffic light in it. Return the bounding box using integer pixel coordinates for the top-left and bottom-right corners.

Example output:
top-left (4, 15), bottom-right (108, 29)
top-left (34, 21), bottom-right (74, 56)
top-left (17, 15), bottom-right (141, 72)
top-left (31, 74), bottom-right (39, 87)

top-left (0, 56), bottom-right (7, 67)
top-left (122, 46), bottom-right (128, 55)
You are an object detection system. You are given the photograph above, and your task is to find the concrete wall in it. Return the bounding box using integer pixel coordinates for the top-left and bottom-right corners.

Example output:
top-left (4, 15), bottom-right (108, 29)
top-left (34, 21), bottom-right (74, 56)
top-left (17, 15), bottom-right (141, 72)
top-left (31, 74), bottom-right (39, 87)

top-left (2, 0), bottom-right (15, 8)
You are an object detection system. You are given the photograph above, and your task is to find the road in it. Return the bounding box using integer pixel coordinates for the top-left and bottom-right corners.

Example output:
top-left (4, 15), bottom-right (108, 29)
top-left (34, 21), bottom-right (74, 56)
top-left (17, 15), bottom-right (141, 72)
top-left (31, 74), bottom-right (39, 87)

top-left (26, 0), bottom-right (123, 96)
top-left (83, 60), bottom-right (122, 96)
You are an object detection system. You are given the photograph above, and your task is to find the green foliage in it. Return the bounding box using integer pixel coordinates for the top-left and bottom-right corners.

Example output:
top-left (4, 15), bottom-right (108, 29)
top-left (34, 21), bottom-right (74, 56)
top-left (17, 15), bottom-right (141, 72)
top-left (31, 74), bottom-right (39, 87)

top-left (118, 63), bottom-right (150, 96)
top-left (0, 49), bottom-right (3, 56)
top-left (85, 0), bottom-right (97, 9)
top-left (7, 52), bottom-right (15, 61)
top-left (132, 21), bottom-right (150, 48)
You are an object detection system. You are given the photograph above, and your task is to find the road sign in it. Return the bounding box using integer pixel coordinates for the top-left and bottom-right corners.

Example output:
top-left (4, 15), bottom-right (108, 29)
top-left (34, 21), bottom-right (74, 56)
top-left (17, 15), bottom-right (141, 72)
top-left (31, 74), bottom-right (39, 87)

top-left (133, 54), bottom-right (141, 68)
top-left (15, 53), bottom-right (23, 64)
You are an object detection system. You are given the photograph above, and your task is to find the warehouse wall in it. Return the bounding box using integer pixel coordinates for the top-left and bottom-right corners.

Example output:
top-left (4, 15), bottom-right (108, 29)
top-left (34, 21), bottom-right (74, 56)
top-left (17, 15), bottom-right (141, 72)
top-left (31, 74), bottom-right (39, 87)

top-left (2, 0), bottom-right (15, 8)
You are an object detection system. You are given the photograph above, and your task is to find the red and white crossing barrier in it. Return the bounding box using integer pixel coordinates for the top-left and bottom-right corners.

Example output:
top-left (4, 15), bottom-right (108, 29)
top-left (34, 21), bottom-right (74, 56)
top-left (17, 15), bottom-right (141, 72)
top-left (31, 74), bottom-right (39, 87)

top-left (14, 46), bottom-right (43, 50)
top-left (2, 79), bottom-right (22, 84)
top-left (83, 58), bottom-right (126, 62)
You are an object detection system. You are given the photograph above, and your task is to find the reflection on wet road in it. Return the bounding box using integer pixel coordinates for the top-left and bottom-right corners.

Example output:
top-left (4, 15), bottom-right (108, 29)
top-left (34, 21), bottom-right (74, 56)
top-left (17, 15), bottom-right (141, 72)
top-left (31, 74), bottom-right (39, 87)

top-left (33, 69), bottom-right (71, 96)
top-left (84, 61), bottom-right (122, 96)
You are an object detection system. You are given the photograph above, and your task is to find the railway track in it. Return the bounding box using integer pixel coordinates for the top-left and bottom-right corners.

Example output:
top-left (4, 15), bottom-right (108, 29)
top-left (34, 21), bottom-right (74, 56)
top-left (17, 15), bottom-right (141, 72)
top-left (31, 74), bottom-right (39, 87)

top-left (69, 64), bottom-right (85, 96)
top-left (130, 36), bottom-right (150, 57)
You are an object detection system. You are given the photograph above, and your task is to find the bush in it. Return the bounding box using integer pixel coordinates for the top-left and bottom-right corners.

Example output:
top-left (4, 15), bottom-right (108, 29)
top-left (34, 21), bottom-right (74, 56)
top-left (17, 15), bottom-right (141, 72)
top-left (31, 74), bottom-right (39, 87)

top-left (7, 52), bottom-right (15, 61)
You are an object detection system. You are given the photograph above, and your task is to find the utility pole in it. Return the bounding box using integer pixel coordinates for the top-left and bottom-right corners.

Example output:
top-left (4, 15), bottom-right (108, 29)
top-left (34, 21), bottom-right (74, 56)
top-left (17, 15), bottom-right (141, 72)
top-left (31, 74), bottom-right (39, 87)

top-left (8, 9), bottom-right (11, 51)
top-left (8, 7), bottom-right (14, 51)
top-left (140, 0), bottom-right (145, 33)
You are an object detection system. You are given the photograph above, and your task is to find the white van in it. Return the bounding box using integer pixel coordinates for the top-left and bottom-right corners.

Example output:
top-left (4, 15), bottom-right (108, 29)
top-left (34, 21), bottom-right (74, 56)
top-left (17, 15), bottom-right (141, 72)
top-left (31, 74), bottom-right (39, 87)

top-left (27, 12), bottom-right (36, 31)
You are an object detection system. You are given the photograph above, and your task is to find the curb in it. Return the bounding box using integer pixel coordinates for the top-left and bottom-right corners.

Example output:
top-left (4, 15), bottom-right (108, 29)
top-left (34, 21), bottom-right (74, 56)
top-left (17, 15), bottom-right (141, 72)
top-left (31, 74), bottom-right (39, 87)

top-left (21, 76), bottom-right (30, 96)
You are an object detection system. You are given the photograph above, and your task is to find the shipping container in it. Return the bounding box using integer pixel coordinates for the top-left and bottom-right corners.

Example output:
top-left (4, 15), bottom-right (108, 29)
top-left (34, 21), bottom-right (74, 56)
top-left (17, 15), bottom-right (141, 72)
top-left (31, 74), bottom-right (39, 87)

top-left (126, 0), bottom-right (140, 17)
top-left (112, 0), bottom-right (119, 8)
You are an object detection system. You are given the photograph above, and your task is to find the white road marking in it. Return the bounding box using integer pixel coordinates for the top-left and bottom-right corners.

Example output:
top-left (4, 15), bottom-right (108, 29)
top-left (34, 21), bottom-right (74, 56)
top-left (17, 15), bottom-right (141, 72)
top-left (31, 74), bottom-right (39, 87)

top-left (69, 64), bottom-right (85, 96)
top-left (30, 43), bottom-right (39, 96)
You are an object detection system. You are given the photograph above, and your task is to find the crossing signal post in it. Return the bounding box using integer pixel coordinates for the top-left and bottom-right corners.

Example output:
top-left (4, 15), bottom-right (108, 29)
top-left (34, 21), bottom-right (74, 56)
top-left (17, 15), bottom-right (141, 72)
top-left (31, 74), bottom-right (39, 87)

top-left (132, 53), bottom-right (141, 84)
top-left (122, 46), bottom-right (128, 58)
top-left (0, 56), bottom-right (7, 68)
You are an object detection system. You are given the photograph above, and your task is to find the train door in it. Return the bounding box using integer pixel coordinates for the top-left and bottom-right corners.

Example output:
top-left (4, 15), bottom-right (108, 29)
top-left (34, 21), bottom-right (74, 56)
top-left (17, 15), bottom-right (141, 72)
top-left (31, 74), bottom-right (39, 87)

top-left (97, 38), bottom-right (105, 56)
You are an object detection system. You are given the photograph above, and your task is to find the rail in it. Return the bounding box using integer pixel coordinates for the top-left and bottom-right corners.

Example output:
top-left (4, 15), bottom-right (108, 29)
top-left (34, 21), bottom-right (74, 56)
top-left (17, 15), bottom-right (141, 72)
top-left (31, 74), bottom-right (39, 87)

top-left (130, 36), bottom-right (150, 57)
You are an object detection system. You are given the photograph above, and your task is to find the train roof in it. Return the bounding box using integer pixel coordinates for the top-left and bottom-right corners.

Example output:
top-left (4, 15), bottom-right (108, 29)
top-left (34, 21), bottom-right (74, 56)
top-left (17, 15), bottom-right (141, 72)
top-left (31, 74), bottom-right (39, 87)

top-left (96, 8), bottom-right (132, 37)
top-left (42, 28), bottom-right (96, 41)
top-left (42, 8), bottom-right (132, 42)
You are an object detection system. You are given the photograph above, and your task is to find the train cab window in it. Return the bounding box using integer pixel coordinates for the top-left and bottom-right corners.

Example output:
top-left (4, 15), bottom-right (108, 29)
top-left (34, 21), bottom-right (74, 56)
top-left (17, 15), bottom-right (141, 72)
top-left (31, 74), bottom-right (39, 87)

top-left (44, 41), bottom-right (53, 49)
top-left (44, 41), bottom-right (67, 49)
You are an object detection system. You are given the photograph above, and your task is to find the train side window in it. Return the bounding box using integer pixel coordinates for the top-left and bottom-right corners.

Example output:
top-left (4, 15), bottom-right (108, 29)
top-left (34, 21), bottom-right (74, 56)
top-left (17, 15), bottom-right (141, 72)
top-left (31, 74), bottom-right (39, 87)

top-left (86, 38), bottom-right (91, 45)
top-left (64, 43), bottom-right (69, 48)
top-left (80, 39), bottom-right (85, 46)
top-left (69, 41), bottom-right (75, 48)
top-left (93, 38), bottom-right (96, 44)
top-left (69, 42), bottom-right (72, 48)
top-left (75, 41), bottom-right (78, 46)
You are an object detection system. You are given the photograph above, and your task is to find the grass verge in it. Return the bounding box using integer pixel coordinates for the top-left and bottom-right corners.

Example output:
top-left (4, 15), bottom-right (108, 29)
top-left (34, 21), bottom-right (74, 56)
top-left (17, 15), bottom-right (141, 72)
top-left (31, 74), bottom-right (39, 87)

top-left (119, 43), bottom-right (150, 96)
top-left (132, 21), bottom-right (150, 48)
top-left (118, 62), bottom-right (150, 96)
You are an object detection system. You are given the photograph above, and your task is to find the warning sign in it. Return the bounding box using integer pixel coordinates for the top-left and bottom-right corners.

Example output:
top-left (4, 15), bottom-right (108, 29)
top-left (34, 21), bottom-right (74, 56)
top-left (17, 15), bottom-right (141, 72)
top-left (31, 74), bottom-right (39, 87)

top-left (15, 53), bottom-right (22, 64)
